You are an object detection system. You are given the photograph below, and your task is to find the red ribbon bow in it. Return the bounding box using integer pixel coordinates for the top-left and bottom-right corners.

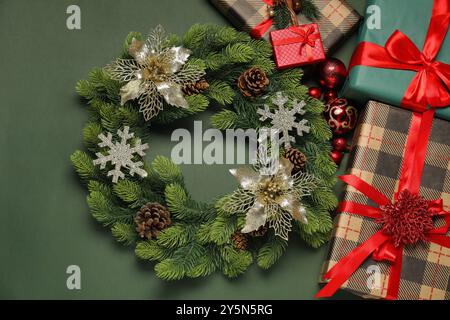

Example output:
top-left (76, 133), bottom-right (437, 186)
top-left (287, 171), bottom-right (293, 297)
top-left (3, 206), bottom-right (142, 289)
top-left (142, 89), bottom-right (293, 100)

top-left (290, 25), bottom-right (319, 48)
top-left (273, 25), bottom-right (318, 47)
top-left (317, 0), bottom-right (450, 300)
top-left (271, 25), bottom-right (320, 53)
top-left (349, 0), bottom-right (450, 112)
top-left (315, 175), bottom-right (450, 300)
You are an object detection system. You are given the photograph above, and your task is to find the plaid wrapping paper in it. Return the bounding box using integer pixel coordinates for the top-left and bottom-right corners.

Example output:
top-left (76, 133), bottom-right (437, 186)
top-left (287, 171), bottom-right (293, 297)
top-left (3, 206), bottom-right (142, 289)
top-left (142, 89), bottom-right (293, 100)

top-left (321, 101), bottom-right (450, 300)
top-left (210, 0), bottom-right (362, 54)
top-left (270, 23), bottom-right (325, 68)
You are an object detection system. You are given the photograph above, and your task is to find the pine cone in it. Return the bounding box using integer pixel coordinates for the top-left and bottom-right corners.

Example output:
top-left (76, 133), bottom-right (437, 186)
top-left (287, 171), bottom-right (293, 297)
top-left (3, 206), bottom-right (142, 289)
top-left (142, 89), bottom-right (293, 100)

top-left (238, 67), bottom-right (269, 98)
top-left (285, 148), bottom-right (307, 171)
top-left (134, 202), bottom-right (172, 239)
top-left (249, 225), bottom-right (268, 237)
top-left (231, 231), bottom-right (248, 251)
top-left (182, 79), bottom-right (210, 96)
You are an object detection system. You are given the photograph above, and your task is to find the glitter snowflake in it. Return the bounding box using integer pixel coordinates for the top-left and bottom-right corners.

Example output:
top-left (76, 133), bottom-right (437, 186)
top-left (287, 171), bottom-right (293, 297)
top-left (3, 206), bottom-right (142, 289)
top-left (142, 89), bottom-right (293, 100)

top-left (257, 92), bottom-right (310, 149)
top-left (105, 25), bottom-right (205, 121)
top-left (93, 126), bottom-right (149, 183)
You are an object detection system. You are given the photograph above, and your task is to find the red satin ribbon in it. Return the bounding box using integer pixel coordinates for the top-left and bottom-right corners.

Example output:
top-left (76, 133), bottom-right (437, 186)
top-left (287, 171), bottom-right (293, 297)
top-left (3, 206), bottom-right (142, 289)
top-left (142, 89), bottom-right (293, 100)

top-left (250, 0), bottom-right (274, 39)
top-left (349, 0), bottom-right (450, 112)
top-left (316, 175), bottom-right (450, 299)
top-left (271, 25), bottom-right (319, 47)
top-left (317, 1), bottom-right (450, 299)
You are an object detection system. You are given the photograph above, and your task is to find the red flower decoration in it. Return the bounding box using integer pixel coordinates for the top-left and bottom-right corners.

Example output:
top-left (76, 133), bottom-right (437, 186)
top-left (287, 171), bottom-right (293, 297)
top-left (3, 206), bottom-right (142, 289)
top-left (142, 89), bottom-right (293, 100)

top-left (378, 190), bottom-right (435, 247)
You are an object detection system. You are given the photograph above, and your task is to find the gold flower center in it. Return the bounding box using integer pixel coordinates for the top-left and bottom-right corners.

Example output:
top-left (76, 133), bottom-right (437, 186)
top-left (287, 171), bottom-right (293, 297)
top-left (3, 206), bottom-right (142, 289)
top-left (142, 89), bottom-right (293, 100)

top-left (258, 178), bottom-right (285, 203)
top-left (142, 55), bottom-right (171, 82)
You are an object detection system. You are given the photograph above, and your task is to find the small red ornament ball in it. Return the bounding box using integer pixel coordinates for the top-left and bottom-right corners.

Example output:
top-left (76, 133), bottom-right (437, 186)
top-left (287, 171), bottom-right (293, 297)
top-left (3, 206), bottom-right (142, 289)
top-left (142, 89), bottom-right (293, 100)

top-left (323, 98), bottom-right (358, 136)
top-left (318, 58), bottom-right (348, 89)
top-left (332, 137), bottom-right (349, 152)
top-left (308, 87), bottom-right (322, 99)
top-left (330, 150), bottom-right (344, 165)
top-left (323, 89), bottom-right (338, 103)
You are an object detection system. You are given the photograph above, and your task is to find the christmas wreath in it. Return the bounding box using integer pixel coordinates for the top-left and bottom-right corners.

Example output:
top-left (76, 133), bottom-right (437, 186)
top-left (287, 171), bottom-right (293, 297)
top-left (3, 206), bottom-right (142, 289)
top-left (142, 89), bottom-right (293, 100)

top-left (71, 24), bottom-right (337, 280)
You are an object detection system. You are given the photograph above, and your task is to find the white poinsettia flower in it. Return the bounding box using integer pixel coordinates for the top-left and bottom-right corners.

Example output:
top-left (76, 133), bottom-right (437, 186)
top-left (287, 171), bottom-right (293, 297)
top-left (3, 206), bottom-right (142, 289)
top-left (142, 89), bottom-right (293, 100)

top-left (229, 156), bottom-right (318, 241)
top-left (105, 25), bottom-right (205, 121)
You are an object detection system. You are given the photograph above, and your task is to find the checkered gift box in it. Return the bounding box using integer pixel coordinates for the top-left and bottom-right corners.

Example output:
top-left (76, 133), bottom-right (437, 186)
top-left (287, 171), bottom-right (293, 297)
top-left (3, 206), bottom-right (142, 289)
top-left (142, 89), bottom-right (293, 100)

top-left (210, 0), bottom-right (361, 54)
top-left (320, 101), bottom-right (450, 300)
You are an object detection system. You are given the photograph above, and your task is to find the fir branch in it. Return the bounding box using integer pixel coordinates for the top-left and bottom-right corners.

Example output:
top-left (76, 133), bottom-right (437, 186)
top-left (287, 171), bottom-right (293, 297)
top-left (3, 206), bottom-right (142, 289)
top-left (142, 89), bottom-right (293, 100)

top-left (224, 43), bottom-right (255, 63)
top-left (151, 156), bottom-right (184, 185)
top-left (113, 180), bottom-right (143, 205)
top-left (155, 242), bottom-right (207, 280)
top-left (87, 180), bottom-right (113, 197)
top-left (135, 240), bottom-right (173, 261)
top-left (183, 24), bottom-right (209, 51)
top-left (82, 122), bottom-right (102, 152)
top-left (257, 235), bottom-right (288, 269)
top-left (156, 224), bottom-right (194, 249)
top-left (301, 0), bottom-right (320, 20)
top-left (186, 251), bottom-right (217, 278)
top-left (209, 215), bottom-right (237, 245)
top-left (71, 151), bottom-right (97, 182)
top-left (164, 183), bottom-right (189, 218)
top-left (210, 110), bottom-right (240, 130)
top-left (87, 191), bottom-right (134, 226)
top-left (111, 222), bottom-right (136, 245)
top-left (273, 4), bottom-right (291, 29)
top-left (207, 81), bottom-right (235, 105)
top-left (220, 246), bottom-right (253, 277)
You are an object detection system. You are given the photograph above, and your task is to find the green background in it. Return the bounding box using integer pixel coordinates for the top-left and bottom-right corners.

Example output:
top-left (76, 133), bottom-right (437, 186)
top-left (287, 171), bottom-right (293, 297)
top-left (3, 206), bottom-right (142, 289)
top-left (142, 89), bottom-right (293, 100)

top-left (0, 0), bottom-right (365, 299)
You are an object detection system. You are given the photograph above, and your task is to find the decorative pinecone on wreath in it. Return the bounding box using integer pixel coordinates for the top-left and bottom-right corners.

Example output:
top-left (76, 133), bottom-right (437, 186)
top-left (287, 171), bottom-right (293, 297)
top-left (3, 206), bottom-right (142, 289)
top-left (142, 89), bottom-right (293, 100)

top-left (285, 148), bottom-right (307, 171)
top-left (249, 225), bottom-right (268, 237)
top-left (231, 231), bottom-right (248, 250)
top-left (182, 79), bottom-right (210, 96)
top-left (134, 202), bottom-right (172, 239)
top-left (238, 67), bottom-right (269, 98)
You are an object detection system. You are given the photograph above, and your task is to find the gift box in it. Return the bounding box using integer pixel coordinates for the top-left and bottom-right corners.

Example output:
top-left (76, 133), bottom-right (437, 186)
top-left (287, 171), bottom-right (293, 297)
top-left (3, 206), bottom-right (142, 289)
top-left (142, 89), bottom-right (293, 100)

top-left (318, 101), bottom-right (450, 300)
top-left (270, 23), bottom-right (325, 68)
top-left (342, 0), bottom-right (450, 121)
top-left (210, 0), bottom-right (361, 54)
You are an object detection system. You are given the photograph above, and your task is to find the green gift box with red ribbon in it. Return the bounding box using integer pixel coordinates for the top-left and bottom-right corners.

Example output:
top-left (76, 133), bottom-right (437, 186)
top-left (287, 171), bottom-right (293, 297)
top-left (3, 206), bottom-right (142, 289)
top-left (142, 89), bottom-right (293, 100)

top-left (318, 100), bottom-right (450, 300)
top-left (342, 0), bottom-right (450, 121)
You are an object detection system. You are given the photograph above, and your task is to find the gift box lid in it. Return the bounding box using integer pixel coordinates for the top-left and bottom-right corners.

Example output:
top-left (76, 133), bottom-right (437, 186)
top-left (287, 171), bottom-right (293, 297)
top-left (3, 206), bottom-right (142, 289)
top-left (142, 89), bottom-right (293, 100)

top-left (270, 23), bottom-right (326, 68)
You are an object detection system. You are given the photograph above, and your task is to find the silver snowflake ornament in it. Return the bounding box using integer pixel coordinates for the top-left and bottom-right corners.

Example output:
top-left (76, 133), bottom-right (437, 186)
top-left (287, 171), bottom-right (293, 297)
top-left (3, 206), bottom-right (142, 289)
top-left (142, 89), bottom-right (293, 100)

top-left (257, 92), bottom-right (310, 149)
top-left (105, 25), bottom-right (205, 121)
top-left (93, 126), bottom-right (149, 183)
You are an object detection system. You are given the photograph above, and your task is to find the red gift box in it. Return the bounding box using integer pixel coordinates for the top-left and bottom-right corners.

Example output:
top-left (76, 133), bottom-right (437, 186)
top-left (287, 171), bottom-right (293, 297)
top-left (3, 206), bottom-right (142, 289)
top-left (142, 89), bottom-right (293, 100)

top-left (270, 23), bottom-right (326, 69)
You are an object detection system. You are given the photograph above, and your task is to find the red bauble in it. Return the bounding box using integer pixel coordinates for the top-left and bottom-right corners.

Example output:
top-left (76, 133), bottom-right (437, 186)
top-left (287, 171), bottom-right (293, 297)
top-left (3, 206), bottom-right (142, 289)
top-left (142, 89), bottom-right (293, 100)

top-left (330, 150), bottom-right (344, 165)
top-left (308, 87), bottom-right (322, 99)
top-left (324, 89), bottom-right (338, 103)
top-left (323, 98), bottom-right (358, 136)
top-left (332, 137), bottom-right (349, 152)
top-left (318, 58), bottom-right (348, 89)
